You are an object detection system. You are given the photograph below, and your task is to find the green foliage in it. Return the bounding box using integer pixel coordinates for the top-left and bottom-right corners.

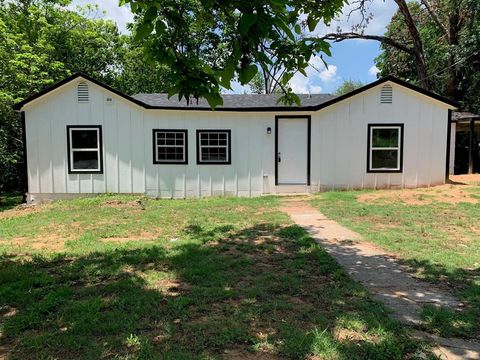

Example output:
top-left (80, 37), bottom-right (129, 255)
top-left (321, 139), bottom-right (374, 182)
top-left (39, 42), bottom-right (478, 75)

top-left (375, 0), bottom-right (480, 112)
top-left (334, 79), bottom-right (364, 95)
top-left (0, 0), bottom-right (173, 194)
top-left (122, 0), bottom-right (347, 108)
top-left (249, 72), bottom-right (266, 94)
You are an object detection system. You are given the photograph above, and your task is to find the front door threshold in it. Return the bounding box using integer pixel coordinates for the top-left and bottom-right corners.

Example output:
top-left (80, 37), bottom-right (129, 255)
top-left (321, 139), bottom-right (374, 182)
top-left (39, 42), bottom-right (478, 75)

top-left (275, 184), bottom-right (311, 194)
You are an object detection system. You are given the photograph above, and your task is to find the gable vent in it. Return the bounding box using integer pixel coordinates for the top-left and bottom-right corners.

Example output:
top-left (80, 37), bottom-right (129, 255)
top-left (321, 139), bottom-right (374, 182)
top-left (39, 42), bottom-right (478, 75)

top-left (77, 82), bottom-right (89, 103)
top-left (380, 84), bottom-right (393, 104)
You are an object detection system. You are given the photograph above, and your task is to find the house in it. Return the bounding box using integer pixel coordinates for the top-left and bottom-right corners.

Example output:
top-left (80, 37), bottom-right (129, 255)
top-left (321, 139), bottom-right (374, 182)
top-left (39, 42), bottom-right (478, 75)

top-left (13, 73), bottom-right (457, 203)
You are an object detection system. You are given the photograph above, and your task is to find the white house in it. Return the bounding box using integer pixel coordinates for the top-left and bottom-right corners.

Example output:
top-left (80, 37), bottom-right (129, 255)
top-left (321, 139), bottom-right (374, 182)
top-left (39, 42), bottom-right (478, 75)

top-left (13, 73), bottom-right (457, 203)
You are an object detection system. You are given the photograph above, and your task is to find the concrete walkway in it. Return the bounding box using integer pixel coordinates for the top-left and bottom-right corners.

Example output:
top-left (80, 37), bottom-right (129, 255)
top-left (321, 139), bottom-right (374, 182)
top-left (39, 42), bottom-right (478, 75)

top-left (280, 199), bottom-right (480, 360)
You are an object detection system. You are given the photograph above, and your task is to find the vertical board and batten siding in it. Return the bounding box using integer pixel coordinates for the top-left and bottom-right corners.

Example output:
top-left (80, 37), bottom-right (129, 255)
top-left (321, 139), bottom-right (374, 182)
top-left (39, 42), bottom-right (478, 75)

top-left (310, 84), bottom-right (449, 190)
top-left (23, 79), bottom-right (450, 199)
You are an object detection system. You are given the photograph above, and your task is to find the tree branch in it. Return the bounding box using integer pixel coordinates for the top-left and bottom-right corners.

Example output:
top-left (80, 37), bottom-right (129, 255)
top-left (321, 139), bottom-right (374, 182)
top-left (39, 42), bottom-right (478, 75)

top-left (420, 0), bottom-right (449, 38)
top-left (320, 32), bottom-right (414, 54)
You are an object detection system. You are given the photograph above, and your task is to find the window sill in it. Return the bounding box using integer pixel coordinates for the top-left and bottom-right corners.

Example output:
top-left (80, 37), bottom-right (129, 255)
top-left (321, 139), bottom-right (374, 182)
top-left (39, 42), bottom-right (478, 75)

top-left (68, 170), bottom-right (104, 174)
top-left (153, 161), bottom-right (188, 165)
top-left (367, 169), bottom-right (403, 173)
top-left (197, 162), bottom-right (232, 165)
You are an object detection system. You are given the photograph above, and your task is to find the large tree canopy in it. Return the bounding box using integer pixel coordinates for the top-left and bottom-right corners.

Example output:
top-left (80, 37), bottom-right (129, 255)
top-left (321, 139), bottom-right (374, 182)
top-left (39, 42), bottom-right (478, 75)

top-left (121, 0), bottom-right (347, 107)
top-left (374, 0), bottom-right (480, 112)
top-left (321, 0), bottom-right (479, 112)
top-left (0, 0), bottom-right (172, 195)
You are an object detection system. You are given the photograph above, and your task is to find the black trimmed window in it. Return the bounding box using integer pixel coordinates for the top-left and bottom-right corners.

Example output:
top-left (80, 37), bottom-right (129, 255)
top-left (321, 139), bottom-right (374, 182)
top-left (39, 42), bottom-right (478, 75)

top-left (67, 125), bottom-right (103, 173)
top-left (153, 130), bottom-right (188, 164)
top-left (367, 124), bottom-right (403, 173)
top-left (197, 130), bottom-right (231, 164)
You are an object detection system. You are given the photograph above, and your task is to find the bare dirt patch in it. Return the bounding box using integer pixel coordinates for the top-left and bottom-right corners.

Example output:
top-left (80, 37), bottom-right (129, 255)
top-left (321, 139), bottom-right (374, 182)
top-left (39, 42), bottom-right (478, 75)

top-left (333, 328), bottom-right (366, 343)
top-left (10, 235), bottom-right (67, 252)
top-left (450, 174), bottom-right (480, 185)
top-left (0, 204), bottom-right (43, 220)
top-left (102, 199), bottom-right (146, 210)
top-left (358, 184), bottom-right (478, 205)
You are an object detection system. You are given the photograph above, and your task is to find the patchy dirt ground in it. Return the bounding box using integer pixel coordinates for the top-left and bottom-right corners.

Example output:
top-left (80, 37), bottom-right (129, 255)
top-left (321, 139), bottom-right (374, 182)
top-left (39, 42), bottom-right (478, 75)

top-left (358, 175), bottom-right (480, 205)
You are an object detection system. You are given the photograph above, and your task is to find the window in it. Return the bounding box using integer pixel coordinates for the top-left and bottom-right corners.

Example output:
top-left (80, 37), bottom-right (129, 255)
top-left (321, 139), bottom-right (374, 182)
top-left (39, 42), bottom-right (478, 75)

top-left (367, 124), bottom-right (403, 172)
top-left (197, 130), bottom-right (231, 164)
top-left (153, 130), bottom-right (188, 164)
top-left (67, 126), bottom-right (103, 173)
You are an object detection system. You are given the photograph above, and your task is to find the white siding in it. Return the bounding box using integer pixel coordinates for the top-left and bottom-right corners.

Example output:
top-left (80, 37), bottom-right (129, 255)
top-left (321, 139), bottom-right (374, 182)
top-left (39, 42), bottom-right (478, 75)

top-left (23, 79), bottom-right (452, 199)
top-left (450, 123), bottom-right (456, 175)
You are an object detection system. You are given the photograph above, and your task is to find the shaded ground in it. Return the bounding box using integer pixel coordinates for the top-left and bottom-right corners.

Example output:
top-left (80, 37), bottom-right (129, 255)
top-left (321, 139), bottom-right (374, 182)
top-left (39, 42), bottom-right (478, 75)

top-left (311, 179), bottom-right (480, 340)
top-left (0, 194), bottom-right (22, 213)
top-left (281, 200), bottom-right (480, 360)
top-left (0, 196), bottom-right (431, 359)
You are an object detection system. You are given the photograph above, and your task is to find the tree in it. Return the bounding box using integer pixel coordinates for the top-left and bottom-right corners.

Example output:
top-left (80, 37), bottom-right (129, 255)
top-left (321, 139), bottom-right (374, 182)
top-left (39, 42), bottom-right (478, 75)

top-left (121, 0), bottom-right (347, 107)
top-left (249, 69), bottom-right (284, 94)
top-left (249, 73), bottom-right (266, 94)
top-left (374, 0), bottom-right (480, 112)
top-left (320, 0), bottom-right (478, 110)
top-left (334, 79), bottom-right (364, 95)
top-left (0, 0), bottom-right (173, 195)
top-left (113, 38), bottom-right (174, 95)
top-left (320, 0), bottom-right (430, 88)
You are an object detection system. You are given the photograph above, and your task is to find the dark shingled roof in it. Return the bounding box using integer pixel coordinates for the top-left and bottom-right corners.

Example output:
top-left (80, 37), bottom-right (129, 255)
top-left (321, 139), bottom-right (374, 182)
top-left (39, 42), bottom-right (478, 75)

top-left (132, 93), bottom-right (337, 109)
top-left (13, 73), bottom-right (458, 111)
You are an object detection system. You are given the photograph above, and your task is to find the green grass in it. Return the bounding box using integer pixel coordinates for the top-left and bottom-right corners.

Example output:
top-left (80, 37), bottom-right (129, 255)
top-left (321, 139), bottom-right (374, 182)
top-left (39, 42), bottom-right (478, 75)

top-left (311, 189), bottom-right (480, 339)
top-left (0, 195), bottom-right (432, 359)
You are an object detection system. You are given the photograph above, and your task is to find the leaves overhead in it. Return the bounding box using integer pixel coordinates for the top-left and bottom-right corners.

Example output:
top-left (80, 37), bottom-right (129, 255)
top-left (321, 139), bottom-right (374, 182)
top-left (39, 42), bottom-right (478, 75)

top-left (121, 0), bottom-right (347, 108)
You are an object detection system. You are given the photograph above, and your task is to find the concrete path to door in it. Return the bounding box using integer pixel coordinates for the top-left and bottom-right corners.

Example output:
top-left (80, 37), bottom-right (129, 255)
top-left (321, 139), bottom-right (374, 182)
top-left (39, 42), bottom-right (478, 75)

top-left (280, 199), bottom-right (480, 360)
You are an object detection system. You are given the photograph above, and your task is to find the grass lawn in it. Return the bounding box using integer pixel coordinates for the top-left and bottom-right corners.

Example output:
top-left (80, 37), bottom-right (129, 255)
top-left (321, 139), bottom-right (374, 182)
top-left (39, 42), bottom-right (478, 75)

top-left (311, 183), bottom-right (480, 340)
top-left (0, 195), bottom-right (432, 359)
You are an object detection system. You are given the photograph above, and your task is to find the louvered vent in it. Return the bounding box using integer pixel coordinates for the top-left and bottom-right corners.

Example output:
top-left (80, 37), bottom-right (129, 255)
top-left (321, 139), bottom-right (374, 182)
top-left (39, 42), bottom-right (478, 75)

top-left (77, 82), bottom-right (89, 103)
top-left (380, 84), bottom-right (393, 104)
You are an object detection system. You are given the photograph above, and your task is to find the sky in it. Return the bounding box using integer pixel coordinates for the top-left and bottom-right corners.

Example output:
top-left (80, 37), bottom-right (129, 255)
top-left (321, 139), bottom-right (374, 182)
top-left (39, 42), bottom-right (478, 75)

top-left (71, 0), bottom-right (398, 94)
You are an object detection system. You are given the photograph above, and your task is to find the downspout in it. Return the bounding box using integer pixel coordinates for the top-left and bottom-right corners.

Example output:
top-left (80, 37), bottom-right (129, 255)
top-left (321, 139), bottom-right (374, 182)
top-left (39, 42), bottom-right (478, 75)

top-left (445, 109), bottom-right (452, 182)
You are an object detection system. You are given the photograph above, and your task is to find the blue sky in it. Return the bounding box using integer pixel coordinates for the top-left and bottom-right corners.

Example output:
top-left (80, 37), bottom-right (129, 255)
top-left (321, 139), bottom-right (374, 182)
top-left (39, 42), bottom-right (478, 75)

top-left (72, 0), bottom-right (398, 94)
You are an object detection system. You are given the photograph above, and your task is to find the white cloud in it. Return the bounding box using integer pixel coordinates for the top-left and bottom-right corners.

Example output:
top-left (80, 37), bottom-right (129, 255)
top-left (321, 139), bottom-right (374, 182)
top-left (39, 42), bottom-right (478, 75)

top-left (368, 65), bottom-right (380, 76)
top-left (290, 76), bottom-right (311, 94)
top-left (289, 55), bottom-right (337, 93)
top-left (310, 85), bottom-right (323, 93)
top-left (319, 65), bottom-right (337, 82)
top-left (71, 0), bottom-right (134, 33)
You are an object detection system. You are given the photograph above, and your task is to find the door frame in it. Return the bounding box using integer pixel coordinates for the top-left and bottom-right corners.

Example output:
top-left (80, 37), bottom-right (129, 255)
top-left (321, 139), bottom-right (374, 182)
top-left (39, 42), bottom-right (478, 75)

top-left (275, 115), bottom-right (311, 186)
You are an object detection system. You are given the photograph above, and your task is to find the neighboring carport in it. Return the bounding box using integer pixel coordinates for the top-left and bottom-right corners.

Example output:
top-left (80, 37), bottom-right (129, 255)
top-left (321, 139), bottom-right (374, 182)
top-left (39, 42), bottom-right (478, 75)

top-left (452, 111), bottom-right (480, 174)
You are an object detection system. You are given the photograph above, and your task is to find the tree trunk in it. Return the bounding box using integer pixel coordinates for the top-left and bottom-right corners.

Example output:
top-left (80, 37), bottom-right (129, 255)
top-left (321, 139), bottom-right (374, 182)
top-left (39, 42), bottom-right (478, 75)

top-left (446, 2), bottom-right (461, 98)
top-left (394, 0), bottom-right (430, 89)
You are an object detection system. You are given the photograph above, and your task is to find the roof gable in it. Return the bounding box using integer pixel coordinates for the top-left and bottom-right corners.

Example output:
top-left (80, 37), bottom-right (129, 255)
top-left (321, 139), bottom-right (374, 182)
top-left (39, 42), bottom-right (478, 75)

top-left (13, 73), bottom-right (458, 112)
top-left (13, 73), bottom-right (146, 111)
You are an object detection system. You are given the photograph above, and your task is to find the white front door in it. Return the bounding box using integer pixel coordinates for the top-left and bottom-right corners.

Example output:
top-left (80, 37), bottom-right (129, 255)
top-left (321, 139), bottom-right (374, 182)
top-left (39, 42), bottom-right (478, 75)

top-left (277, 117), bottom-right (309, 184)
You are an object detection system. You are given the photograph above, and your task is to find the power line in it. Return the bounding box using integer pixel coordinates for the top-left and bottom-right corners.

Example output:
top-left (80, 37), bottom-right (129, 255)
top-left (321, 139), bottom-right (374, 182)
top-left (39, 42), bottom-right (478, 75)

top-left (424, 50), bottom-right (479, 80)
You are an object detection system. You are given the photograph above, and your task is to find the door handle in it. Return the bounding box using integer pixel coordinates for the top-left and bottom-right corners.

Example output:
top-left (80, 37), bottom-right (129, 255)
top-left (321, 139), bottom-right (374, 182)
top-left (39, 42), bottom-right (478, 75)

top-left (278, 152), bottom-right (281, 163)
